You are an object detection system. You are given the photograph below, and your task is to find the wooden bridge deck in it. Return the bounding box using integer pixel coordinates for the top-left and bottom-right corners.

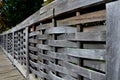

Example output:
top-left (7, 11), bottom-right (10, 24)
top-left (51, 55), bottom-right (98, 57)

top-left (0, 48), bottom-right (26, 80)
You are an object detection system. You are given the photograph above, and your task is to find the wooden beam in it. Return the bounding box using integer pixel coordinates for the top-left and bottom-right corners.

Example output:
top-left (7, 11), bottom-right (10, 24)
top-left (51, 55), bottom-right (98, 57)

top-left (106, 1), bottom-right (120, 80)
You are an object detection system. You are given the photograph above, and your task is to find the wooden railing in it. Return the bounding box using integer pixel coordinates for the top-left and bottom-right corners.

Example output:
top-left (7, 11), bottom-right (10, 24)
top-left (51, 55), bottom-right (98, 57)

top-left (0, 0), bottom-right (119, 80)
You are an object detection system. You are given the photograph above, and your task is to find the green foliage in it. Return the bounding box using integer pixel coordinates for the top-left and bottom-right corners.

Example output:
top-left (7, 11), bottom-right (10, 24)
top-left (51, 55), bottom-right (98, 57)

top-left (43, 0), bottom-right (54, 6)
top-left (0, 0), bottom-right (43, 33)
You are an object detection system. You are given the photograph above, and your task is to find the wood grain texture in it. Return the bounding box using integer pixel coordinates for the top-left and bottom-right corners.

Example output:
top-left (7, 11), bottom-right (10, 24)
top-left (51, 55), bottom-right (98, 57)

top-left (0, 48), bottom-right (25, 80)
top-left (106, 1), bottom-right (120, 80)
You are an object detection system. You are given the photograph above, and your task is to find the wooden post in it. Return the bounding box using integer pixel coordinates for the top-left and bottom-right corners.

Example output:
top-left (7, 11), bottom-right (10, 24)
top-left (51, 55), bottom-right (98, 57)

top-left (12, 32), bottom-right (15, 64)
top-left (25, 27), bottom-right (29, 80)
top-left (106, 1), bottom-right (120, 80)
top-left (76, 12), bottom-right (83, 80)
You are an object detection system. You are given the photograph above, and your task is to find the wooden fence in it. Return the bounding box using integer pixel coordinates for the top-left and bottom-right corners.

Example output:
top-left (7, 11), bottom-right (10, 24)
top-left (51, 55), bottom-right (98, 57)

top-left (0, 0), bottom-right (119, 80)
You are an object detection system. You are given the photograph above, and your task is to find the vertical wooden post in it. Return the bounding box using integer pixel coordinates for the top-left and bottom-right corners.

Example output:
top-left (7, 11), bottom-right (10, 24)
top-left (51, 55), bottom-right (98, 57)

top-left (25, 27), bottom-right (29, 80)
top-left (106, 1), bottom-right (120, 80)
top-left (6, 34), bottom-right (8, 52)
top-left (12, 32), bottom-right (15, 64)
top-left (76, 12), bottom-right (83, 80)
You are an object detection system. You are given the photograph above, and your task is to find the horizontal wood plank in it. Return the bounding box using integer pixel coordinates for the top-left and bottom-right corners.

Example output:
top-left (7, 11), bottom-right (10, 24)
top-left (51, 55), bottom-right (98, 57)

top-left (68, 31), bottom-right (106, 41)
top-left (45, 26), bottom-right (77, 34)
top-left (37, 44), bottom-right (51, 50)
top-left (48, 40), bottom-right (78, 48)
top-left (65, 48), bottom-right (106, 60)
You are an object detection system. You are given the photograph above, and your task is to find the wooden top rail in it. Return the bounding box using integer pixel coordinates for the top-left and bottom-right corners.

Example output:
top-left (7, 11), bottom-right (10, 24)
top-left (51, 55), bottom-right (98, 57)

top-left (2, 0), bottom-right (106, 34)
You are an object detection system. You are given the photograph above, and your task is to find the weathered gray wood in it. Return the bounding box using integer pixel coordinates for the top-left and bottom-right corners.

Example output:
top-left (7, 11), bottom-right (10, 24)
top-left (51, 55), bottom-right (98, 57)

top-left (0, 48), bottom-right (26, 80)
top-left (46, 26), bottom-right (77, 34)
top-left (37, 61), bottom-right (48, 70)
top-left (29, 39), bottom-right (38, 43)
top-left (29, 31), bottom-right (39, 37)
top-left (48, 61), bottom-right (77, 77)
top-left (106, 1), bottom-right (120, 80)
top-left (65, 48), bottom-right (106, 60)
top-left (29, 53), bottom-right (38, 60)
top-left (63, 61), bottom-right (105, 80)
top-left (57, 10), bottom-right (106, 26)
top-left (24, 27), bottom-right (30, 80)
top-left (37, 34), bottom-right (47, 40)
top-left (68, 31), bottom-right (106, 41)
top-left (84, 25), bottom-right (106, 32)
top-left (37, 44), bottom-right (51, 50)
top-left (48, 51), bottom-right (70, 61)
top-left (84, 60), bottom-right (105, 72)
top-left (29, 46), bottom-right (38, 52)
top-left (49, 71), bottom-right (64, 80)
top-left (30, 60), bottom-right (49, 79)
top-left (48, 40), bottom-right (78, 48)
top-left (30, 67), bottom-right (48, 79)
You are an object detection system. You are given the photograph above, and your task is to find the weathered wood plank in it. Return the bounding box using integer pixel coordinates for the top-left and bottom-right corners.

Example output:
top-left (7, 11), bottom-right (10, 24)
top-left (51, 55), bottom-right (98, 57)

top-left (106, 1), bottom-right (120, 80)
top-left (63, 61), bottom-right (105, 80)
top-left (84, 60), bottom-right (105, 72)
top-left (0, 48), bottom-right (26, 80)
top-left (48, 40), bottom-right (78, 48)
top-left (37, 44), bottom-right (51, 50)
top-left (65, 48), bottom-right (106, 60)
top-left (68, 31), bottom-right (106, 41)
top-left (29, 39), bottom-right (38, 43)
top-left (45, 26), bottom-right (77, 34)
top-left (48, 61), bottom-right (77, 78)
top-left (29, 31), bottom-right (39, 37)
top-left (48, 71), bottom-right (64, 80)
top-left (29, 46), bottom-right (38, 52)
top-left (29, 53), bottom-right (38, 60)
top-left (30, 67), bottom-right (48, 79)
top-left (37, 34), bottom-right (47, 40)
top-left (57, 10), bottom-right (106, 26)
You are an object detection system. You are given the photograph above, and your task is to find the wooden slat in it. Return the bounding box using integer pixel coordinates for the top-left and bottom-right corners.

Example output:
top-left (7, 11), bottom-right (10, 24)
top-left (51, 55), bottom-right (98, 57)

top-left (38, 61), bottom-right (48, 70)
top-left (30, 67), bottom-right (48, 79)
top-left (37, 44), bottom-right (51, 50)
top-left (65, 48), bottom-right (106, 60)
top-left (45, 26), bottom-right (77, 34)
top-left (84, 60), bottom-right (105, 72)
top-left (48, 71), bottom-right (64, 80)
top-left (48, 61), bottom-right (77, 78)
top-left (29, 53), bottom-right (38, 60)
top-left (36, 24), bottom-right (51, 30)
top-left (29, 46), bottom-right (38, 52)
top-left (67, 31), bottom-right (106, 41)
top-left (29, 39), bottom-right (38, 43)
top-left (48, 40), bottom-right (78, 48)
top-left (29, 31), bottom-right (39, 37)
top-left (57, 10), bottom-right (106, 26)
top-left (48, 51), bottom-right (69, 61)
top-left (38, 53), bottom-right (49, 61)
top-left (37, 34), bottom-right (47, 40)
top-left (63, 61), bottom-right (105, 80)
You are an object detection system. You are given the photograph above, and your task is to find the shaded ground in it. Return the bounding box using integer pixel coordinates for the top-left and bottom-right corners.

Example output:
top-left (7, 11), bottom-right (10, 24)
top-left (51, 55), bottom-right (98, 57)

top-left (0, 48), bottom-right (26, 80)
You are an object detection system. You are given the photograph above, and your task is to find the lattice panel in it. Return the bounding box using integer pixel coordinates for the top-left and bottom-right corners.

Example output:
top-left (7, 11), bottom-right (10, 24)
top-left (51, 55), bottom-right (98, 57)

top-left (28, 8), bottom-right (106, 80)
top-left (7, 33), bottom-right (13, 56)
top-left (29, 26), bottom-right (39, 77)
top-left (3, 35), bottom-right (7, 50)
top-left (14, 32), bottom-right (19, 60)
top-left (14, 29), bottom-right (27, 67)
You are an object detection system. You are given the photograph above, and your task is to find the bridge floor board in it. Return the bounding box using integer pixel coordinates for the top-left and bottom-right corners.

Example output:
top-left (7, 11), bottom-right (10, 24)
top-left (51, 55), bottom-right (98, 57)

top-left (0, 48), bottom-right (26, 80)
